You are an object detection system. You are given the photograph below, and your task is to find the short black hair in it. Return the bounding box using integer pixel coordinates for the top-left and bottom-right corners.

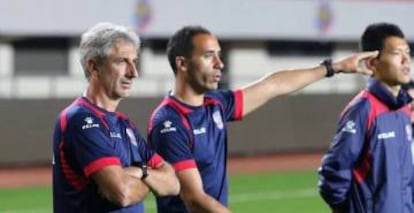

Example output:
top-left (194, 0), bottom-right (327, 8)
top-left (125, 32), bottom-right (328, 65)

top-left (360, 22), bottom-right (405, 54)
top-left (166, 26), bottom-right (211, 75)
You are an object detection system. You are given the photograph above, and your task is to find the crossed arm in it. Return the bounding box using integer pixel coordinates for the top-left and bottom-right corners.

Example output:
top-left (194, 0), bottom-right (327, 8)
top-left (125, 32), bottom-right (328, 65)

top-left (137, 162), bottom-right (180, 196)
top-left (92, 161), bottom-right (179, 207)
top-left (241, 51), bottom-right (378, 116)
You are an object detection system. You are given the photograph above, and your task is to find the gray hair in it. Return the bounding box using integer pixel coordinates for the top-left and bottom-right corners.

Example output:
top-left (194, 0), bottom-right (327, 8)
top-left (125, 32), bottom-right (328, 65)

top-left (79, 22), bottom-right (141, 79)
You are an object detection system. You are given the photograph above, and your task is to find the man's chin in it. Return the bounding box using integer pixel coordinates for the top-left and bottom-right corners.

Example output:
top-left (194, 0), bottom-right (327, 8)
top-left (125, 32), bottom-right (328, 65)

top-left (121, 92), bottom-right (132, 98)
top-left (194, 85), bottom-right (217, 94)
top-left (115, 91), bottom-right (132, 99)
top-left (208, 84), bottom-right (219, 91)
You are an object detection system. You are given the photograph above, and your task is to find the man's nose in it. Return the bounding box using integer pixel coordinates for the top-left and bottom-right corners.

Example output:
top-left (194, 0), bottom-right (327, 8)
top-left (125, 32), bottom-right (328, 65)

top-left (214, 55), bottom-right (224, 69)
top-left (128, 62), bottom-right (138, 78)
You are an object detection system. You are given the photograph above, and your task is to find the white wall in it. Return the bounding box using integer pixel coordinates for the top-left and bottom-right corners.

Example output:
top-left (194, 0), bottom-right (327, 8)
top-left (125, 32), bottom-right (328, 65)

top-left (1, 43), bottom-right (414, 98)
top-left (228, 45), bottom-right (368, 94)
top-left (0, 0), bottom-right (413, 40)
top-left (0, 46), bottom-right (175, 98)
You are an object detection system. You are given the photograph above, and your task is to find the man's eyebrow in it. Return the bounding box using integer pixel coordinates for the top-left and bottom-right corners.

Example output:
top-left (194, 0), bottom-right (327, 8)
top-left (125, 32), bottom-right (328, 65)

top-left (203, 50), bottom-right (221, 54)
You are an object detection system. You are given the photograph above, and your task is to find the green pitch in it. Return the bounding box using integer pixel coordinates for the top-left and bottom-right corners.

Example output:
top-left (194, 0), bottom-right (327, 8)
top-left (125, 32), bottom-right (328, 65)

top-left (0, 170), bottom-right (329, 213)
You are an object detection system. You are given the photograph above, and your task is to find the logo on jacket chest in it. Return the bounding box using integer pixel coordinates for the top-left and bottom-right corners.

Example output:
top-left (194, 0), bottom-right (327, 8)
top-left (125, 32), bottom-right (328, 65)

top-left (377, 131), bottom-right (396, 140)
top-left (160, 120), bottom-right (177, 133)
top-left (193, 127), bottom-right (206, 135)
top-left (212, 111), bottom-right (224, 129)
top-left (82, 117), bottom-right (100, 130)
top-left (110, 132), bottom-right (122, 139)
top-left (126, 128), bottom-right (138, 147)
top-left (341, 120), bottom-right (356, 134)
top-left (406, 124), bottom-right (412, 142)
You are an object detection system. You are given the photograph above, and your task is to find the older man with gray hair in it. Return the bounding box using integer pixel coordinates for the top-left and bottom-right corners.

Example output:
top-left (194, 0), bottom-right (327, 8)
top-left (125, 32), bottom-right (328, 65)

top-left (52, 22), bottom-right (179, 213)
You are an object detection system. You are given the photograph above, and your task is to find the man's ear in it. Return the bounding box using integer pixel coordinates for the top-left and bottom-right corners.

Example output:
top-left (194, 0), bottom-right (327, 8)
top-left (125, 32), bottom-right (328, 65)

top-left (175, 56), bottom-right (188, 73)
top-left (86, 59), bottom-right (100, 78)
top-left (364, 57), bottom-right (377, 72)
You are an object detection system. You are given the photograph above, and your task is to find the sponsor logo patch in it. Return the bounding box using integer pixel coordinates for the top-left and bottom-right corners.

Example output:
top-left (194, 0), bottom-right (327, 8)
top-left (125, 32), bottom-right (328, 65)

top-left (377, 131), bottom-right (396, 140)
top-left (126, 128), bottom-right (138, 146)
top-left (160, 120), bottom-right (177, 133)
top-left (406, 124), bottom-right (412, 142)
top-left (193, 127), bottom-right (206, 135)
top-left (82, 117), bottom-right (100, 130)
top-left (213, 111), bottom-right (224, 129)
top-left (110, 132), bottom-right (122, 139)
top-left (341, 120), bottom-right (356, 134)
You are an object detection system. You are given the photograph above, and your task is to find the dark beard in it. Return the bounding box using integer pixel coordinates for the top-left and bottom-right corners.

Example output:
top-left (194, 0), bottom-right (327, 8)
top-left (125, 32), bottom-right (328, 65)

top-left (187, 63), bottom-right (213, 95)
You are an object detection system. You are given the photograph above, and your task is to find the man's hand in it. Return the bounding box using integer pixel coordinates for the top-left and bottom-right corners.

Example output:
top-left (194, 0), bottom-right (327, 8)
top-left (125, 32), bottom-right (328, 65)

top-left (332, 50), bottom-right (379, 75)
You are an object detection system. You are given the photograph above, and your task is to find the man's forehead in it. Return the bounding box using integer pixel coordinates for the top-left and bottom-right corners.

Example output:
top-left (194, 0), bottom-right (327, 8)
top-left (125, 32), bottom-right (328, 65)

top-left (192, 34), bottom-right (221, 51)
top-left (383, 36), bottom-right (409, 50)
top-left (109, 42), bottom-right (138, 55)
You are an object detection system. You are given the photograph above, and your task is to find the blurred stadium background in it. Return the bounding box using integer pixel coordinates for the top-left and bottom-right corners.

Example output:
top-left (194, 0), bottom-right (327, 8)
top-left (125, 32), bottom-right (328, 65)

top-left (0, 0), bottom-right (413, 212)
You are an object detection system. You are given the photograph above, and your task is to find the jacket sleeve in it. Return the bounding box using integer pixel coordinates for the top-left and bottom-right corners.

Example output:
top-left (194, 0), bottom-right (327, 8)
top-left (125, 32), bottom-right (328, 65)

top-left (318, 100), bottom-right (370, 209)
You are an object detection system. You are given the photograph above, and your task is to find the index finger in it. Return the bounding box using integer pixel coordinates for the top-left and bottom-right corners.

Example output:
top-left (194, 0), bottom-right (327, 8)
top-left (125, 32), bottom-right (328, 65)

top-left (357, 50), bottom-right (379, 60)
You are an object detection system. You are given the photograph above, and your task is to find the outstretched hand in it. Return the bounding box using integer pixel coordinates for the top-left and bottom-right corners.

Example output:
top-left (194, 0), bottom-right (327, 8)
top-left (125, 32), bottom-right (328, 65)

top-left (333, 50), bottom-right (379, 75)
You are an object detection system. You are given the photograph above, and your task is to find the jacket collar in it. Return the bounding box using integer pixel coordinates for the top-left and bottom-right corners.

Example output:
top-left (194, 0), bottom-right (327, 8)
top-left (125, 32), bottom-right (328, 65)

top-left (367, 78), bottom-right (412, 110)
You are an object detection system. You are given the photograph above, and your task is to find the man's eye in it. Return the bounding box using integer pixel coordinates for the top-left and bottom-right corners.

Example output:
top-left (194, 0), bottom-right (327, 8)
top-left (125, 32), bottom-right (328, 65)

top-left (204, 54), bottom-right (211, 58)
top-left (116, 59), bottom-right (127, 64)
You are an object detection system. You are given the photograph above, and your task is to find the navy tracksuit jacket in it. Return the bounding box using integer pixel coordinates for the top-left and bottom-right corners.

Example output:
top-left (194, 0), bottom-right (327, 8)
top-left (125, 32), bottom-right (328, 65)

top-left (319, 78), bottom-right (414, 213)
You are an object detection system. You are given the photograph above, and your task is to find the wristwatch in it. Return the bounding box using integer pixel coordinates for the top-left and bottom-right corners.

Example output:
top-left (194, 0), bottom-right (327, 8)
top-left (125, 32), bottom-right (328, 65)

top-left (140, 164), bottom-right (148, 180)
top-left (320, 59), bottom-right (335, 77)
top-left (132, 162), bottom-right (148, 180)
